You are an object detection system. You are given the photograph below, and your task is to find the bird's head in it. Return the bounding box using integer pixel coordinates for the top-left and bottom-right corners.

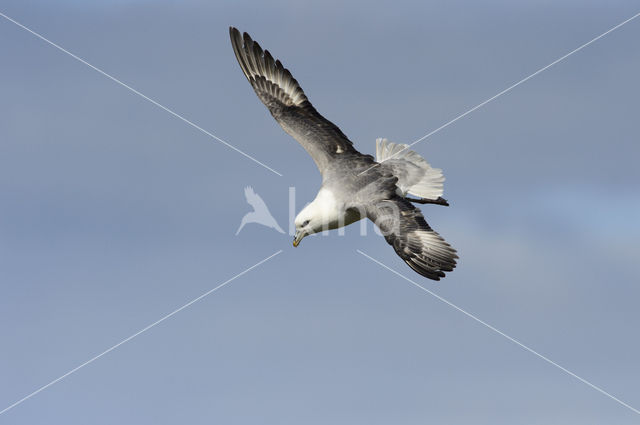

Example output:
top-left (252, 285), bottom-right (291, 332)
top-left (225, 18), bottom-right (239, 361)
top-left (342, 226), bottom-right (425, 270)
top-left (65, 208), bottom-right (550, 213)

top-left (293, 204), bottom-right (323, 247)
top-left (293, 189), bottom-right (341, 247)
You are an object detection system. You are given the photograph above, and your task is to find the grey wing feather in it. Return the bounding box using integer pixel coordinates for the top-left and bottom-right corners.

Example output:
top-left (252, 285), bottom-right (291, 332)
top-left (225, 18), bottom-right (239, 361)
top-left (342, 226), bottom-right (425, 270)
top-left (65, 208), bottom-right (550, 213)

top-left (229, 27), bottom-right (357, 173)
top-left (366, 196), bottom-right (457, 281)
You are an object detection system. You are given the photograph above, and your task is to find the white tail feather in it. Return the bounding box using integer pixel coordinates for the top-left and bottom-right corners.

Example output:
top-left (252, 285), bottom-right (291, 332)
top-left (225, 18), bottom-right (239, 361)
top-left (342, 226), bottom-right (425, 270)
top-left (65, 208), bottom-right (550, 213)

top-left (375, 138), bottom-right (444, 200)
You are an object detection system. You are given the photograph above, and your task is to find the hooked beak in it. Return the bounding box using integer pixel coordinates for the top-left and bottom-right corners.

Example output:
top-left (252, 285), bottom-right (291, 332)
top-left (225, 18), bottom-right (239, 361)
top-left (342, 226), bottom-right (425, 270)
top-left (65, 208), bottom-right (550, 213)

top-left (292, 230), bottom-right (305, 247)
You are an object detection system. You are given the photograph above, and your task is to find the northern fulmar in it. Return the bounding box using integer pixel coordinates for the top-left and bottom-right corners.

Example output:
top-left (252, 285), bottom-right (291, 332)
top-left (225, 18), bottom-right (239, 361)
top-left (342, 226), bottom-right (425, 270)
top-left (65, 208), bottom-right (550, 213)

top-left (229, 28), bottom-right (458, 280)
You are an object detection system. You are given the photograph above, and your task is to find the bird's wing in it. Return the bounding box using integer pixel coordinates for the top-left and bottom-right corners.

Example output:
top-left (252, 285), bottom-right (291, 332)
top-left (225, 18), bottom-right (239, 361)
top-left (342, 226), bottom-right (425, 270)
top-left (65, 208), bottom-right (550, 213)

top-left (365, 196), bottom-right (457, 280)
top-left (244, 186), bottom-right (269, 211)
top-left (229, 27), bottom-right (357, 174)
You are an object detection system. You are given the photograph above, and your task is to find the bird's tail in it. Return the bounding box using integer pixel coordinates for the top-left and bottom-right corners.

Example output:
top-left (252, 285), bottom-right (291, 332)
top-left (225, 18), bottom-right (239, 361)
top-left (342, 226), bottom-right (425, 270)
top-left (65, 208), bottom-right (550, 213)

top-left (375, 138), bottom-right (444, 200)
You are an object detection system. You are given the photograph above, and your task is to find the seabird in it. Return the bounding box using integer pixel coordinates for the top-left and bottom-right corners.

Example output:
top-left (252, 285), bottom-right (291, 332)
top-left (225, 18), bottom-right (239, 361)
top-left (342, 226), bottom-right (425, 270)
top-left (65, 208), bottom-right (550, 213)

top-left (229, 28), bottom-right (458, 280)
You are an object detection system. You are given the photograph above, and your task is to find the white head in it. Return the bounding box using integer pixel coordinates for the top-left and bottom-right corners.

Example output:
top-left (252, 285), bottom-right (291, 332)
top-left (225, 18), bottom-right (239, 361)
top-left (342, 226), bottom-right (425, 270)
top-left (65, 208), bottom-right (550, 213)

top-left (292, 202), bottom-right (325, 247)
top-left (292, 189), bottom-right (341, 247)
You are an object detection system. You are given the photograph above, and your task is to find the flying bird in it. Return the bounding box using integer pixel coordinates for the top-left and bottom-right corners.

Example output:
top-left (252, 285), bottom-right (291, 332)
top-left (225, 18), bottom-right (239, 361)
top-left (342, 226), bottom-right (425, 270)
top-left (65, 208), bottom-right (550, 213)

top-left (236, 186), bottom-right (285, 235)
top-left (229, 28), bottom-right (457, 280)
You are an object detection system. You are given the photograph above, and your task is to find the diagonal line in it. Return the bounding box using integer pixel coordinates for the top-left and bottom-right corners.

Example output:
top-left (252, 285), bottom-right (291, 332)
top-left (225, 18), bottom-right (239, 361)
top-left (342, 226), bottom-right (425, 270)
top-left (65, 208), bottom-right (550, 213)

top-left (0, 250), bottom-right (283, 416)
top-left (357, 249), bottom-right (640, 416)
top-left (0, 11), bottom-right (283, 177)
top-left (358, 10), bottom-right (640, 176)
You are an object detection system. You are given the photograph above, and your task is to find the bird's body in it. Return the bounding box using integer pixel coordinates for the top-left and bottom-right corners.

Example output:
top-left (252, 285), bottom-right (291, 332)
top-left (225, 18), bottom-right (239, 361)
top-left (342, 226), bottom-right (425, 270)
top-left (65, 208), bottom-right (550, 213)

top-left (230, 28), bottom-right (458, 280)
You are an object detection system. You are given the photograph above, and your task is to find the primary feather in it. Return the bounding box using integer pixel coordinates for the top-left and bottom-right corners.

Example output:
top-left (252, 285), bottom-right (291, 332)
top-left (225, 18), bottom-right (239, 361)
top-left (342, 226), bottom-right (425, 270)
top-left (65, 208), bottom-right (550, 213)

top-left (229, 28), bottom-right (356, 173)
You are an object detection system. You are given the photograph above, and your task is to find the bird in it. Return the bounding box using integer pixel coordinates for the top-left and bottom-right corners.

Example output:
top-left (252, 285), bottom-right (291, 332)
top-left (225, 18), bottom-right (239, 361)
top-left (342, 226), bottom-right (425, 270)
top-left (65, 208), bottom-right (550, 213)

top-left (236, 186), bottom-right (285, 235)
top-left (229, 27), bottom-right (457, 280)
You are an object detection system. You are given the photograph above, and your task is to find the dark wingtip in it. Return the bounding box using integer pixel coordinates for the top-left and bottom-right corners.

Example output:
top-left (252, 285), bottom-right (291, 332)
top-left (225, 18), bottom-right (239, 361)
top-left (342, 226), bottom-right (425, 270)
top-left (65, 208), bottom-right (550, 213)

top-left (242, 31), bottom-right (253, 44)
top-left (229, 27), bottom-right (242, 47)
top-left (437, 197), bottom-right (450, 207)
top-left (406, 259), bottom-right (446, 281)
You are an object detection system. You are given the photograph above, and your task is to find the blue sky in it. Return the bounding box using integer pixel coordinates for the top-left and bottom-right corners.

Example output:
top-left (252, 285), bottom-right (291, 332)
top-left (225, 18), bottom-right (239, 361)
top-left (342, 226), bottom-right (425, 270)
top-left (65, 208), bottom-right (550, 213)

top-left (1, 1), bottom-right (639, 424)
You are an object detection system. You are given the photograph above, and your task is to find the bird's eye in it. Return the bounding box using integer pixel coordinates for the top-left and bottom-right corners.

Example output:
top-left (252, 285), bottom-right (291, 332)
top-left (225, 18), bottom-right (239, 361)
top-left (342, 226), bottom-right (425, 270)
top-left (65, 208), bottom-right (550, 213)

top-left (302, 220), bottom-right (310, 227)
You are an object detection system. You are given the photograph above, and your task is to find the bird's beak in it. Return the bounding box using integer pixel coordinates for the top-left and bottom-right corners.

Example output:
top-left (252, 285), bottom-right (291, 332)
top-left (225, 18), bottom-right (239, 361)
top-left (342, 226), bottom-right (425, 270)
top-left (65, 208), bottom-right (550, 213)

top-left (292, 230), bottom-right (305, 247)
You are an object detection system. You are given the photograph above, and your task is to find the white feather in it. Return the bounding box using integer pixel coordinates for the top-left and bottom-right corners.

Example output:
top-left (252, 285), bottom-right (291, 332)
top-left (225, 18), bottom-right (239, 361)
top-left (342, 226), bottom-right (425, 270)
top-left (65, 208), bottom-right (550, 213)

top-left (375, 138), bottom-right (444, 200)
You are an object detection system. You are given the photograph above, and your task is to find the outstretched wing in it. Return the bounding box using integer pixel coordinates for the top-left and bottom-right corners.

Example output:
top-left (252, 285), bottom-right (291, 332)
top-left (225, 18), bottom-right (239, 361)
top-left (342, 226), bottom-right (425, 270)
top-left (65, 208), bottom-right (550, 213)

top-left (229, 27), bottom-right (357, 173)
top-left (366, 197), bottom-right (457, 281)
